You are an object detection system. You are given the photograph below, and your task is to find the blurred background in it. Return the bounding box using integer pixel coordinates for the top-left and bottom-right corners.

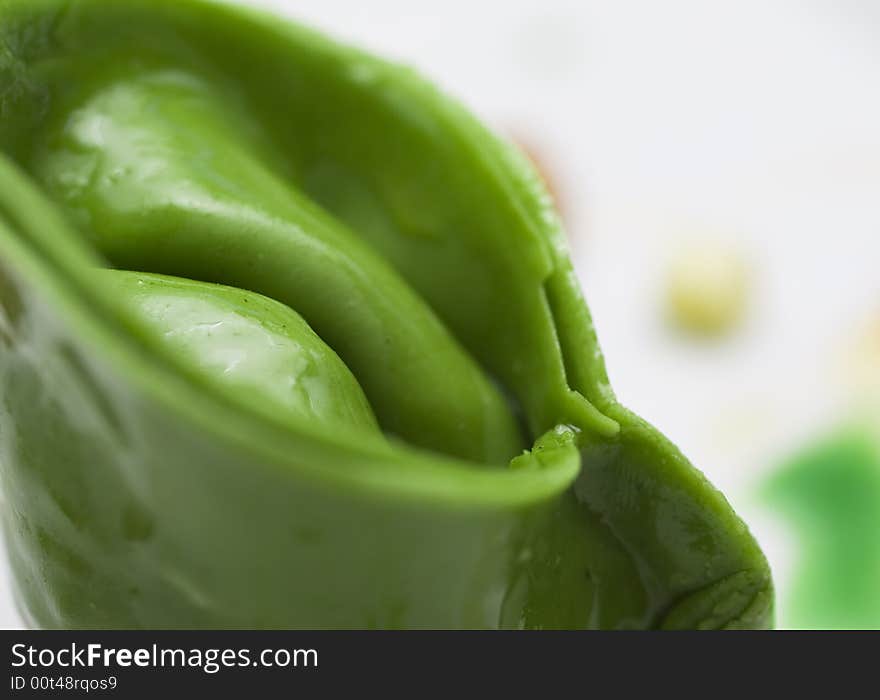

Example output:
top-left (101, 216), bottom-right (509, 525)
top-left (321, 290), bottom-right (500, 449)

top-left (2, 0), bottom-right (878, 628)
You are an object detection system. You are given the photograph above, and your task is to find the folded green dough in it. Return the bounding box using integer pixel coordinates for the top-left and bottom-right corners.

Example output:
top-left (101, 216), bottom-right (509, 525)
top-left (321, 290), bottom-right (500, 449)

top-left (0, 0), bottom-right (771, 628)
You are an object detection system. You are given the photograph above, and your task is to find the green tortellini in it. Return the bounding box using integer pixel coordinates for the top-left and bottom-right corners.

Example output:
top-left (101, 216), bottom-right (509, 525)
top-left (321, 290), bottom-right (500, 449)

top-left (0, 0), bottom-right (771, 629)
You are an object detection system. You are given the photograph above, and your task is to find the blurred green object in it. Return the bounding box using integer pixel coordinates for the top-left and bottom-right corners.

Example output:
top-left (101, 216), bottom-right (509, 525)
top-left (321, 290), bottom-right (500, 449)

top-left (764, 426), bottom-right (880, 629)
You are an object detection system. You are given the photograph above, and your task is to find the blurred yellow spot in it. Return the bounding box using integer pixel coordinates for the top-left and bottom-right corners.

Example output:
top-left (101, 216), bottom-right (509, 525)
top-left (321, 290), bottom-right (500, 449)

top-left (844, 313), bottom-right (880, 401)
top-left (665, 242), bottom-right (750, 337)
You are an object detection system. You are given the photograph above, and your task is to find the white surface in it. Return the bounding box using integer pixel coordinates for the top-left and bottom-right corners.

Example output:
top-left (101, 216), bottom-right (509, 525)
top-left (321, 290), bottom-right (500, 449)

top-left (2, 0), bottom-right (878, 628)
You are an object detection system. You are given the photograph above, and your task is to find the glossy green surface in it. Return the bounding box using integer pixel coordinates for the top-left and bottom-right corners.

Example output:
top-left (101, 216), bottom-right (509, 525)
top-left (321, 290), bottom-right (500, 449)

top-left (101, 270), bottom-right (383, 435)
top-left (0, 0), bottom-right (772, 628)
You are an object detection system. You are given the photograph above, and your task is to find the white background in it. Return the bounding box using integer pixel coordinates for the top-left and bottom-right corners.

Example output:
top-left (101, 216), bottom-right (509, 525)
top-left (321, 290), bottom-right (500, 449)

top-left (2, 0), bottom-right (879, 628)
